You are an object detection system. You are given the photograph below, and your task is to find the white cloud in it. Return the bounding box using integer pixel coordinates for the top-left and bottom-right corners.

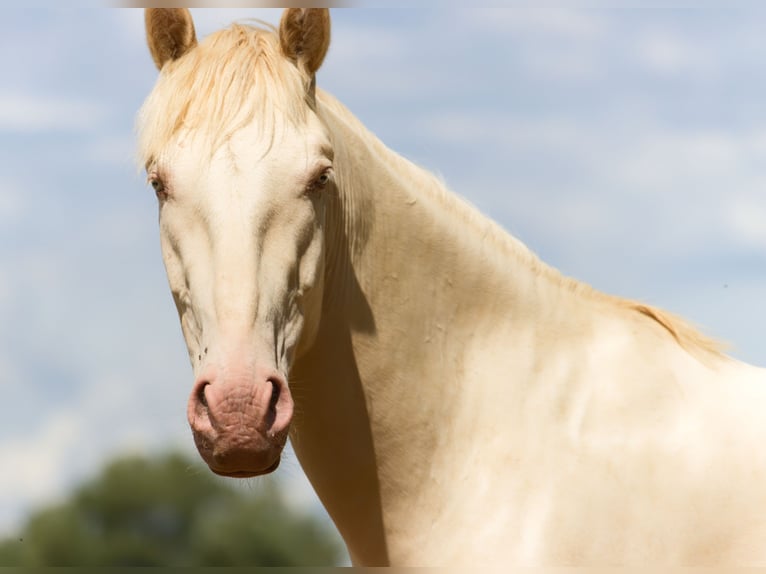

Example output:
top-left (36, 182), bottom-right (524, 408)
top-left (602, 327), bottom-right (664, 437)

top-left (0, 412), bottom-right (82, 534)
top-left (415, 109), bottom-right (589, 151)
top-left (724, 195), bottom-right (766, 249)
top-left (616, 130), bottom-right (742, 191)
top-left (321, 24), bottom-right (438, 102)
top-left (0, 180), bottom-right (24, 223)
top-left (327, 24), bottom-right (409, 65)
top-left (0, 94), bottom-right (108, 133)
top-left (412, 103), bottom-right (766, 279)
top-left (635, 28), bottom-right (714, 78)
top-left (83, 134), bottom-right (140, 168)
top-left (417, 107), bottom-right (766, 197)
top-left (468, 6), bottom-right (607, 41)
top-left (463, 7), bottom-right (608, 83)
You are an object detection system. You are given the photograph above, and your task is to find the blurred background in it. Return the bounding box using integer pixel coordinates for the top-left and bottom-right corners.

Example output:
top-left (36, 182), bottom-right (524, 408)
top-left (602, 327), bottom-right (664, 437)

top-left (2, 4), bottom-right (766, 566)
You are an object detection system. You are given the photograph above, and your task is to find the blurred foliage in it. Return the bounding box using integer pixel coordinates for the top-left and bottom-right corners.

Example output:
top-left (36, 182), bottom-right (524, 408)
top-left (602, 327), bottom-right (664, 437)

top-left (0, 451), bottom-right (344, 566)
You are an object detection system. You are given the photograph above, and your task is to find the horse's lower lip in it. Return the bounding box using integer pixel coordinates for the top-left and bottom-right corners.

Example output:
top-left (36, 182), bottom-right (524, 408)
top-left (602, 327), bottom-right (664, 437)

top-left (209, 457), bottom-right (281, 478)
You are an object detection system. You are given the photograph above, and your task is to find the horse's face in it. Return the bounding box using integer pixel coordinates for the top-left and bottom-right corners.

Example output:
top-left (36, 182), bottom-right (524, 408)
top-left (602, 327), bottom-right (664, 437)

top-left (152, 117), bottom-right (332, 478)
top-left (141, 9), bottom-right (332, 477)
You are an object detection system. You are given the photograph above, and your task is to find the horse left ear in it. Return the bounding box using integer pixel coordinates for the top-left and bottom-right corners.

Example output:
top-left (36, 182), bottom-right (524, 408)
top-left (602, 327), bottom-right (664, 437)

top-left (145, 8), bottom-right (197, 71)
top-left (279, 8), bottom-right (331, 75)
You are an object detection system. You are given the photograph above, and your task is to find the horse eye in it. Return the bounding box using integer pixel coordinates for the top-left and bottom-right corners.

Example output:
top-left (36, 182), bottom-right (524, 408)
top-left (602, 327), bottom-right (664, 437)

top-left (315, 170), bottom-right (332, 189)
top-left (148, 174), bottom-right (166, 198)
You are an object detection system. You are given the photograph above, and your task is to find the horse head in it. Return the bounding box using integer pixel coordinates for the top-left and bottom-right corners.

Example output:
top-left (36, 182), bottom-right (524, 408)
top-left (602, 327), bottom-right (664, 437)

top-left (139, 8), bottom-right (333, 478)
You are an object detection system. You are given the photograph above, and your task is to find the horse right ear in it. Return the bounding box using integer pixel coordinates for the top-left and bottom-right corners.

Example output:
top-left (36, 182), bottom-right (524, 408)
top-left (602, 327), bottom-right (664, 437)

top-left (279, 9), bottom-right (331, 75)
top-left (145, 8), bottom-right (197, 71)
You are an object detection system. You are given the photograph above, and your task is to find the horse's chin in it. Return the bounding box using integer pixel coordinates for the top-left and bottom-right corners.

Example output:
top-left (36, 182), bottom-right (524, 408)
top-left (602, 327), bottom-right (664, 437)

top-left (208, 457), bottom-right (281, 478)
top-left (193, 429), bottom-right (288, 479)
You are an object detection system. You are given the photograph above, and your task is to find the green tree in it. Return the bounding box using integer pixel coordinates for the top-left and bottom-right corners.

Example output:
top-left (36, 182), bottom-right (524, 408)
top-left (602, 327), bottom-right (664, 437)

top-left (0, 451), bottom-right (344, 566)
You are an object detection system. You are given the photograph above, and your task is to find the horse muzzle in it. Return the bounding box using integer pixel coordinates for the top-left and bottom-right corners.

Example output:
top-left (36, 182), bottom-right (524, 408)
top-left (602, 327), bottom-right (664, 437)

top-left (187, 367), bottom-right (293, 478)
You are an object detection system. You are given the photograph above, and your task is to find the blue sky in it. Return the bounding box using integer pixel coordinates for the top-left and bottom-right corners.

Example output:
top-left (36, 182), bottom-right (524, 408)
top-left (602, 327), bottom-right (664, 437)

top-left (2, 5), bottom-right (766, 541)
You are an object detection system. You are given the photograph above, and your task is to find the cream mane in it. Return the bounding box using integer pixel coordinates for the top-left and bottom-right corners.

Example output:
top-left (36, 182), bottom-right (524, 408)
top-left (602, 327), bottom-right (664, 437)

top-left (138, 21), bottom-right (725, 361)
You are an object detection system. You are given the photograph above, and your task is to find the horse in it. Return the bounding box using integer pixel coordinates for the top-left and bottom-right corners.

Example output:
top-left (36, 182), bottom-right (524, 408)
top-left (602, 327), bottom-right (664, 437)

top-left (137, 8), bottom-right (766, 566)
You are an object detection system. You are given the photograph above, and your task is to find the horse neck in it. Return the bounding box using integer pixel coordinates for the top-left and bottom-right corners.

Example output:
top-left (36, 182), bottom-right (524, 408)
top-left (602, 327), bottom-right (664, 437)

top-left (291, 92), bottom-right (573, 563)
top-left (318, 91), bottom-right (563, 399)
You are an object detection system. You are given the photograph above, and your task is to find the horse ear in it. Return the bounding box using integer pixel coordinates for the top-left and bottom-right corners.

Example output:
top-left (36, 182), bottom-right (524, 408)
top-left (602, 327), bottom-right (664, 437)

top-left (145, 8), bottom-right (197, 71)
top-left (279, 8), bottom-right (331, 75)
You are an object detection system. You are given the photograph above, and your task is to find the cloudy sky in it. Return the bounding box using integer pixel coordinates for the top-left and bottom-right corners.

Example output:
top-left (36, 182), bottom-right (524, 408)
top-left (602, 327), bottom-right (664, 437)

top-left (2, 4), bottom-right (766, 544)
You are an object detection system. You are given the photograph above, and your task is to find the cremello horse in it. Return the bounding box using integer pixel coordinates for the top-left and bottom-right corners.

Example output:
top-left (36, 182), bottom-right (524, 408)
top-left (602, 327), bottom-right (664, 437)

top-left (138, 8), bottom-right (766, 566)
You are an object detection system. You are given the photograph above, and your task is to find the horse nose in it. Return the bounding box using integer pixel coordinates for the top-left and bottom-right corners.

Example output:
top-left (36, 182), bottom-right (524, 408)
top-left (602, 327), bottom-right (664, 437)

top-left (186, 369), bottom-right (294, 477)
